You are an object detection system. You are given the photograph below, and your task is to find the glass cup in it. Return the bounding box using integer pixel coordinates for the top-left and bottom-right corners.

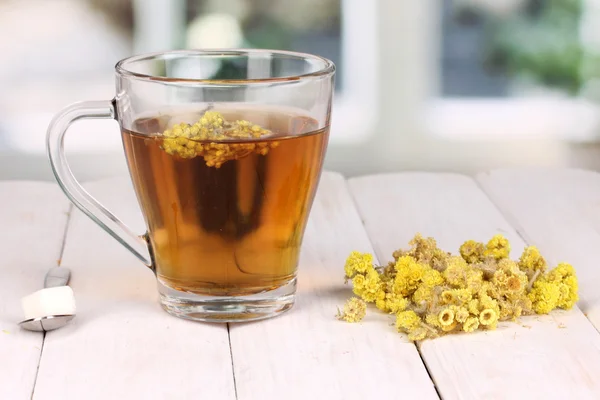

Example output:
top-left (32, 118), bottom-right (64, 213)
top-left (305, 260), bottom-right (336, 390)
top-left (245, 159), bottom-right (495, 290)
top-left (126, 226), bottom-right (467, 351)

top-left (46, 49), bottom-right (335, 322)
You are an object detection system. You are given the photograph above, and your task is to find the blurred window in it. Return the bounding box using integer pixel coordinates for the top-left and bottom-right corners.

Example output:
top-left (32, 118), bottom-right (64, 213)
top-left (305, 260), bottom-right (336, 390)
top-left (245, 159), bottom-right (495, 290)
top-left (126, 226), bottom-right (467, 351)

top-left (431, 0), bottom-right (600, 140)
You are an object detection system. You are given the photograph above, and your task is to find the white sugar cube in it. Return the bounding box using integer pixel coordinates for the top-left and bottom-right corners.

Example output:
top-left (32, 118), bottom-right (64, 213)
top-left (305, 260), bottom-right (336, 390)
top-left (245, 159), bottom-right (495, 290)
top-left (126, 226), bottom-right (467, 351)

top-left (21, 286), bottom-right (76, 320)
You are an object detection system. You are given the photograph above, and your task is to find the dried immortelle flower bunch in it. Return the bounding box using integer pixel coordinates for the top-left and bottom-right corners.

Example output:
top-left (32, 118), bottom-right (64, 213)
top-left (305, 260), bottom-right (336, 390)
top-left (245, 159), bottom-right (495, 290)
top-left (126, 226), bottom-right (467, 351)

top-left (337, 234), bottom-right (578, 341)
top-left (159, 111), bottom-right (278, 167)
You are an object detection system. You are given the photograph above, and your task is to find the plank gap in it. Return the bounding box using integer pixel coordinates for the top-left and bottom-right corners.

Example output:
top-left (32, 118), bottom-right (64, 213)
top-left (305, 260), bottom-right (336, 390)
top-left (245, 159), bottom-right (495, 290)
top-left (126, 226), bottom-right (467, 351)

top-left (414, 342), bottom-right (442, 399)
top-left (30, 204), bottom-right (74, 400)
top-left (29, 333), bottom-right (45, 400)
top-left (227, 323), bottom-right (239, 400)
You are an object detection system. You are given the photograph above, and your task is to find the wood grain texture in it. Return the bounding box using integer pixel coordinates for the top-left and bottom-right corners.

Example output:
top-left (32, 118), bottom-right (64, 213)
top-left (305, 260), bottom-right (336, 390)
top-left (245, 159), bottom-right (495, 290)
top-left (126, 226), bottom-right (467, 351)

top-left (477, 168), bottom-right (600, 331)
top-left (0, 182), bottom-right (70, 400)
top-left (348, 172), bottom-right (600, 400)
top-left (32, 178), bottom-right (236, 400)
top-left (229, 172), bottom-right (439, 400)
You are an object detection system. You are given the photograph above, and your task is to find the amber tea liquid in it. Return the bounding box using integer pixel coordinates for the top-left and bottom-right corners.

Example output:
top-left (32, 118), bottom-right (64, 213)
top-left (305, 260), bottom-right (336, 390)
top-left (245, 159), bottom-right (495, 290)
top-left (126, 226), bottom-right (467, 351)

top-left (122, 107), bottom-right (329, 296)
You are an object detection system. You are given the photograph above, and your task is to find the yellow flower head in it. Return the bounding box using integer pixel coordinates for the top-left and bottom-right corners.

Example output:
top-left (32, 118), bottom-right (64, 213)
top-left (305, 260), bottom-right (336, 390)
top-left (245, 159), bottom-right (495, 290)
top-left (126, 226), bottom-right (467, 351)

top-left (441, 288), bottom-right (473, 305)
top-left (408, 233), bottom-right (437, 261)
top-left (466, 268), bottom-right (484, 291)
top-left (492, 260), bottom-right (528, 296)
top-left (393, 256), bottom-right (426, 296)
top-left (478, 282), bottom-right (501, 301)
top-left (467, 298), bottom-right (480, 315)
top-left (376, 292), bottom-right (409, 314)
top-left (484, 234), bottom-right (510, 260)
top-left (454, 306), bottom-right (470, 323)
top-left (337, 298), bottom-right (367, 323)
top-left (460, 240), bottom-right (485, 263)
top-left (558, 275), bottom-right (578, 309)
top-left (528, 279), bottom-right (561, 314)
top-left (547, 263), bottom-right (578, 309)
top-left (479, 308), bottom-right (498, 326)
top-left (412, 285), bottom-right (434, 306)
top-left (352, 269), bottom-right (382, 303)
top-left (425, 313), bottom-right (441, 328)
top-left (396, 310), bottom-right (421, 332)
top-left (422, 268), bottom-right (445, 287)
top-left (444, 256), bottom-right (470, 287)
top-left (352, 274), bottom-right (365, 288)
top-left (463, 316), bottom-right (480, 332)
top-left (518, 246), bottom-right (547, 274)
top-left (344, 251), bottom-right (374, 278)
top-left (548, 263), bottom-right (576, 281)
top-left (438, 308), bottom-right (455, 327)
top-left (442, 321), bottom-right (458, 332)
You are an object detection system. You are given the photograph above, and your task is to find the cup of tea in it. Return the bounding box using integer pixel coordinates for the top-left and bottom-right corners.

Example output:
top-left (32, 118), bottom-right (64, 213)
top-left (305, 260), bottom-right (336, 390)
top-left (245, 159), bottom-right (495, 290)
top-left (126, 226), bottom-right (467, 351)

top-left (46, 50), bottom-right (335, 322)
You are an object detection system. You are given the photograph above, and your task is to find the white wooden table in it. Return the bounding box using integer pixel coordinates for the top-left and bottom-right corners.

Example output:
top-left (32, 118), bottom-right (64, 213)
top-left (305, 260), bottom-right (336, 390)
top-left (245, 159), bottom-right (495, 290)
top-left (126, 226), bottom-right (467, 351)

top-left (3, 169), bottom-right (600, 400)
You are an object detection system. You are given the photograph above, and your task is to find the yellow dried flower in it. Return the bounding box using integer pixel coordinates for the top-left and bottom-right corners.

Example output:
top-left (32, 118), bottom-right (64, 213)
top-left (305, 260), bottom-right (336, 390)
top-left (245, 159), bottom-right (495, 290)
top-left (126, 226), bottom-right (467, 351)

top-left (484, 234), bottom-right (510, 260)
top-left (344, 251), bottom-right (374, 278)
top-left (478, 282), bottom-right (501, 301)
top-left (463, 316), bottom-right (480, 332)
top-left (352, 269), bottom-right (382, 303)
top-left (412, 285), bottom-right (434, 306)
top-left (159, 111), bottom-right (277, 167)
top-left (475, 258), bottom-right (499, 280)
top-left (376, 292), bottom-right (409, 314)
top-left (518, 246), bottom-right (547, 275)
top-left (529, 289), bottom-right (549, 313)
top-left (493, 259), bottom-right (528, 296)
top-left (467, 298), bottom-right (480, 315)
top-left (441, 321), bottom-right (458, 332)
top-left (407, 233), bottom-right (438, 263)
top-left (393, 256), bottom-right (426, 296)
top-left (479, 292), bottom-right (500, 313)
top-left (444, 256), bottom-right (470, 287)
top-left (438, 308), bottom-right (455, 327)
top-left (460, 240), bottom-right (485, 263)
top-left (465, 268), bottom-right (484, 291)
top-left (396, 310), bottom-right (421, 331)
top-left (441, 288), bottom-right (473, 305)
top-left (479, 308), bottom-right (498, 326)
top-left (422, 268), bottom-right (445, 287)
top-left (454, 306), bottom-right (470, 323)
top-left (425, 313), bottom-right (441, 328)
top-left (558, 275), bottom-right (578, 309)
top-left (337, 298), bottom-right (367, 323)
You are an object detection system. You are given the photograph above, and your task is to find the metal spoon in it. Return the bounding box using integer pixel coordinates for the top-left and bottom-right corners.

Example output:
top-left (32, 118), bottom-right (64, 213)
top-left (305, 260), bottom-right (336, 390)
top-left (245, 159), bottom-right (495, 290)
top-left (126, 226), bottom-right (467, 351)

top-left (19, 267), bottom-right (75, 332)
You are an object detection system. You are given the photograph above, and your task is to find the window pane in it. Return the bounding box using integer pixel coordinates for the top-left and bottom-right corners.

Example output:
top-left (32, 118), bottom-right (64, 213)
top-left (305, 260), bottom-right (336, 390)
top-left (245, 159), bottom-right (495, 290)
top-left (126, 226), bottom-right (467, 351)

top-left (441, 0), bottom-right (598, 99)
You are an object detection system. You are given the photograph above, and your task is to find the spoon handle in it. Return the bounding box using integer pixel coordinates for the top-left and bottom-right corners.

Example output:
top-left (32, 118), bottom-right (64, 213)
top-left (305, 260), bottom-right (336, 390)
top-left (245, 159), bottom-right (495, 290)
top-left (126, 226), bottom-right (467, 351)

top-left (44, 267), bottom-right (71, 288)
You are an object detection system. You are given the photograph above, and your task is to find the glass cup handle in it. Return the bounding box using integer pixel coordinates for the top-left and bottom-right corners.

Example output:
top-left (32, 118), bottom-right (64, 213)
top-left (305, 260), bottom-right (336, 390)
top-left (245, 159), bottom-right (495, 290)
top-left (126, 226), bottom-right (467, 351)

top-left (46, 100), bottom-right (152, 267)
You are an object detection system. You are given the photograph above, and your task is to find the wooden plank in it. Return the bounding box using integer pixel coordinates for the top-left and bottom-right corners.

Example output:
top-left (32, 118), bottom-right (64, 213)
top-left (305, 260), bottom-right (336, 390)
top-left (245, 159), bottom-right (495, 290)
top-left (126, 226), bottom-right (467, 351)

top-left (348, 172), bottom-right (600, 400)
top-left (33, 178), bottom-right (236, 400)
top-left (229, 172), bottom-right (439, 400)
top-left (477, 168), bottom-right (600, 331)
top-left (0, 182), bottom-right (70, 400)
